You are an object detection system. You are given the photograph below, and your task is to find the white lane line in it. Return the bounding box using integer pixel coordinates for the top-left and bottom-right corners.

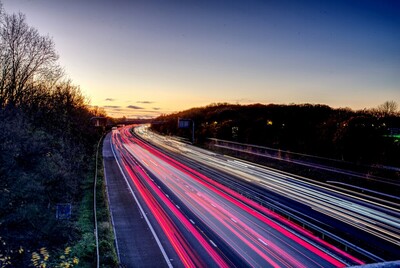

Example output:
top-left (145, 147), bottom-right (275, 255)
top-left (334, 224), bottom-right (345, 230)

top-left (209, 240), bottom-right (217, 247)
top-left (110, 137), bottom-right (173, 268)
top-left (258, 238), bottom-right (268, 246)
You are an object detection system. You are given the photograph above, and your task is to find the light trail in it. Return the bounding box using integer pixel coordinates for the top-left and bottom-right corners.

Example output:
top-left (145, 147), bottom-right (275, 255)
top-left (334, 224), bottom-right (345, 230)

top-left (112, 128), bottom-right (229, 267)
top-left (111, 126), bottom-right (366, 267)
top-left (135, 125), bottom-right (400, 250)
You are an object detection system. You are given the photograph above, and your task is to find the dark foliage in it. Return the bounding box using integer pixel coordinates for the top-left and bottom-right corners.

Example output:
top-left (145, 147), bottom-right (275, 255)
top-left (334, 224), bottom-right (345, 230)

top-left (0, 4), bottom-right (106, 266)
top-left (151, 103), bottom-right (400, 166)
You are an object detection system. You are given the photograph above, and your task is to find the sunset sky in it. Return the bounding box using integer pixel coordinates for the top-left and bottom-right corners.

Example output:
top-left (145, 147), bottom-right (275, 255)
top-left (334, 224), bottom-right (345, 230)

top-left (3, 0), bottom-right (400, 118)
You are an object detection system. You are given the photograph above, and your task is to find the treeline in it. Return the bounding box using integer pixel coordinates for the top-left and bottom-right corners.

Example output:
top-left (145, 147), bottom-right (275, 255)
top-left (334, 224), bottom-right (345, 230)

top-left (0, 4), bottom-right (105, 266)
top-left (151, 102), bottom-right (400, 167)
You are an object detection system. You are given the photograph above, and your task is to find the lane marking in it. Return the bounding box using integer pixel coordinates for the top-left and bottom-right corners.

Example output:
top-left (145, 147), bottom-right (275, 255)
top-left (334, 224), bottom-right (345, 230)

top-left (209, 240), bottom-right (217, 247)
top-left (258, 238), bottom-right (268, 246)
top-left (110, 137), bottom-right (173, 268)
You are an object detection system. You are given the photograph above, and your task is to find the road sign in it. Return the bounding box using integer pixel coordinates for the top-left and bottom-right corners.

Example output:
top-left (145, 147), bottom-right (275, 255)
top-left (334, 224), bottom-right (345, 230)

top-left (90, 117), bottom-right (107, 127)
top-left (178, 118), bottom-right (195, 143)
top-left (56, 203), bottom-right (72, 219)
top-left (178, 119), bottom-right (191, 129)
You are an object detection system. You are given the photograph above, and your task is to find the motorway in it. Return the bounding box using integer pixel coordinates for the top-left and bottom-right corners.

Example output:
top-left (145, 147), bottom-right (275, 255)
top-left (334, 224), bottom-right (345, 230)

top-left (110, 125), bottom-right (377, 267)
top-left (133, 126), bottom-right (400, 261)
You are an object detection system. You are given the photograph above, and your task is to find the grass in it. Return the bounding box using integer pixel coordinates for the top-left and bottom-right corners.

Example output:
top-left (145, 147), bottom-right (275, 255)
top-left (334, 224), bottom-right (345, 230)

top-left (70, 143), bottom-right (118, 268)
top-left (70, 173), bottom-right (96, 267)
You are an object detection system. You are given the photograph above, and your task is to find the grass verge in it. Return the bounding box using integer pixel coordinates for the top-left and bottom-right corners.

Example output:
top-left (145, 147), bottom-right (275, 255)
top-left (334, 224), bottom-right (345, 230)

top-left (70, 142), bottom-right (118, 267)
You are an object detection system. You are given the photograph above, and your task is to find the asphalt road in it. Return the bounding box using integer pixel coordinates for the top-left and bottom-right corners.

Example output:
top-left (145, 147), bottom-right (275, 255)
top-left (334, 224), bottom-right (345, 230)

top-left (110, 126), bottom-right (369, 267)
top-left (134, 125), bottom-right (400, 262)
top-left (103, 133), bottom-right (171, 268)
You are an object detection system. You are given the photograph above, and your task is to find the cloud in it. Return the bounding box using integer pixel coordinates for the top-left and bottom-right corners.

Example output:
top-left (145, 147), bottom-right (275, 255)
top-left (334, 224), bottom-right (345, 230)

top-left (134, 114), bottom-right (156, 119)
top-left (141, 110), bottom-right (161, 113)
top-left (103, 105), bottom-right (121, 109)
top-left (105, 98), bottom-right (115, 101)
top-left (137, 101), bottom-right (154, 104)
top-left (127, 105), bottom-right (144, 109)
top-left (232, 98), bottom-right (255, 104)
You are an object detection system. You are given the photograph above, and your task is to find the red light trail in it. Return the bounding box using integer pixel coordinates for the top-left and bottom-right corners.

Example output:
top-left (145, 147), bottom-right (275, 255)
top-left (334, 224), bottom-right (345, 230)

top-left (111, 126), bottom-right (364, 267)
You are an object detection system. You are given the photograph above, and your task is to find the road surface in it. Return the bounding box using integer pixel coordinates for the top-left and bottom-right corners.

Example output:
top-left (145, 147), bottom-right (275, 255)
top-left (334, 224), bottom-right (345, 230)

top-left (103, 133), bottom-right (171, 267)
top-left (135, 125), bottom-right (400, 262)
top-left (109, 126), bottom-right (369, 267)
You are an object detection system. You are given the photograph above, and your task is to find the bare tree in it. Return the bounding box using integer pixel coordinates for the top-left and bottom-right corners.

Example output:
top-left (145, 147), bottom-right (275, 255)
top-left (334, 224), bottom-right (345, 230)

top-left (376, 101), bottom-right (398, 117)
top-left (0, 11), bottom-right (62, 108)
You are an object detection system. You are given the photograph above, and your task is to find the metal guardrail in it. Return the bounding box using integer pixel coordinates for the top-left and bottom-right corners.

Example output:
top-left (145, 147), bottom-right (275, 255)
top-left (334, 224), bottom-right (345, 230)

top-left (243, 191), bottom-right (385, 263)
top-left (200, 153), bottom-right (386, 263)
top-left (209, 138), bottom-right (400, 183)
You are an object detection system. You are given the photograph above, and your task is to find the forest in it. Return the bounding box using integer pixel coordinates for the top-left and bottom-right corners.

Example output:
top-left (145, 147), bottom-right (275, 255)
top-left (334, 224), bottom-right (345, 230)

top-left (0, 4), bottom-right (112, 267)
top-left (151, 102), bottom-right (400, 167)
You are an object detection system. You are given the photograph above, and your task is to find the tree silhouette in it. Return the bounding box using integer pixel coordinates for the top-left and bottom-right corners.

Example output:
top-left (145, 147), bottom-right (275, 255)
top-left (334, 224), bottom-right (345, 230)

top-left (0, 5), bottom-right (105, 266)
top-left (0, 11), bottom-right (62, 108)
top-left (376, 101), bottom-right (398, 117)
top-left (151, 103), bottom-right (400, 166)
